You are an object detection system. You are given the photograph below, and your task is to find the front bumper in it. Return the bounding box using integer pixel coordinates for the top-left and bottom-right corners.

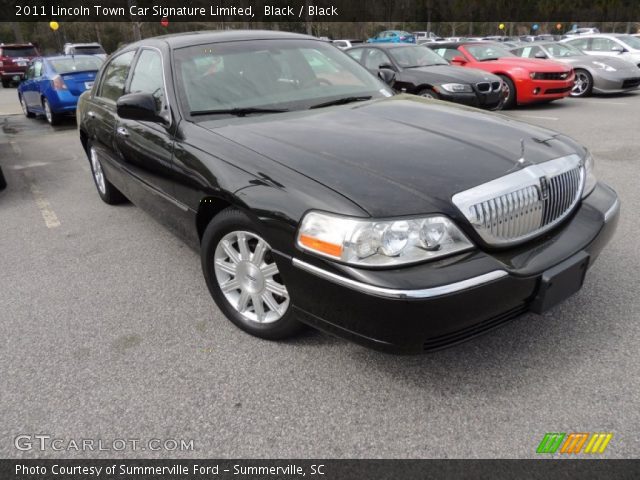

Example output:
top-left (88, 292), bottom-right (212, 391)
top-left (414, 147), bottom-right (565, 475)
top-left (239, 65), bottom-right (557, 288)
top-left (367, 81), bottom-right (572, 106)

top-left (592, 71), bottom-right (640, 94)
top-left (278, 182), bottom-right (619, 354)
top-left (517, 77), bottom-right (575, 103)
top-left (437, 89), bottom-right (503, 109)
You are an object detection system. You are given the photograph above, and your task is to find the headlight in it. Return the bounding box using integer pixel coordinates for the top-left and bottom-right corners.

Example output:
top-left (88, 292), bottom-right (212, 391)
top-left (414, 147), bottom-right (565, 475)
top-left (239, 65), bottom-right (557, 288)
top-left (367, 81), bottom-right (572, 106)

top-left (592, 61), bottom-right (616, 72)
top-left (439, 83), bottom-right (473, 93)
top-left (297, 211), bottom-right (474, 267)
top-left (582, 151), bottom-right (597, 198)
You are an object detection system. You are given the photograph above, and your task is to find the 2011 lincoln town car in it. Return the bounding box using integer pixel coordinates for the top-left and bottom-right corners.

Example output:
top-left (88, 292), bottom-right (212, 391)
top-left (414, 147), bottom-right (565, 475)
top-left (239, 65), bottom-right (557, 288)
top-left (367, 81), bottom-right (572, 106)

top-left (77, 31), bottom-right (620, 353)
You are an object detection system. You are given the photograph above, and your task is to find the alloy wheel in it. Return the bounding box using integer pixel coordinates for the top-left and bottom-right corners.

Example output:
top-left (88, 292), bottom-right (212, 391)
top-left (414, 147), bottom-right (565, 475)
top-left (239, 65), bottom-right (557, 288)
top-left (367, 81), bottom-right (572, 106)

top-left (20, 96), bottom-right (28, 116)
top-left (90, 147), bottom-right (106, 195)
top-left (571, 71), bottom-right (590, 97)
top-left (214, 231), bottom-right (289, 324)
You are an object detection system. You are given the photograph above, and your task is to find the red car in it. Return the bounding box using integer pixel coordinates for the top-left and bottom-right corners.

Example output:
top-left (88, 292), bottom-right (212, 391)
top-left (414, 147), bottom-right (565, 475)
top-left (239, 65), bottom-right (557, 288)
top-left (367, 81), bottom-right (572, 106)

top-left (429, 42), bottom-right (574, 108)
top-left (0, 43), bottom-right (40, 88)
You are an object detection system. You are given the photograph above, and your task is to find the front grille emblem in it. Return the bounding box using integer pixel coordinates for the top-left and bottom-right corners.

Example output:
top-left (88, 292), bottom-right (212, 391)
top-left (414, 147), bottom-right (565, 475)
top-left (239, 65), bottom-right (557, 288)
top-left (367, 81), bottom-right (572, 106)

top-left (539, 176), bottom-right (550, 200)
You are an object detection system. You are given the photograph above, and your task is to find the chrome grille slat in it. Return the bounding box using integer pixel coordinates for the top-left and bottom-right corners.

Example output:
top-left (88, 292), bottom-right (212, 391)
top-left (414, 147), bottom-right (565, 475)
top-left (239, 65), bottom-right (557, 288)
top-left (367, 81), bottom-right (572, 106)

top-left (452, 155), bottom-right (585, 246)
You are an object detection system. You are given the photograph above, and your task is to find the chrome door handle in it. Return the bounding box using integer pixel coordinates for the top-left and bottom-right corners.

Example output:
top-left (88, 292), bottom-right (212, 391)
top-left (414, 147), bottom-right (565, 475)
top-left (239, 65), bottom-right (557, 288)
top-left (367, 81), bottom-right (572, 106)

top-left (116, 127), bottom-right (129, 137)
top-left (87, 110), bottom-right (96, 118)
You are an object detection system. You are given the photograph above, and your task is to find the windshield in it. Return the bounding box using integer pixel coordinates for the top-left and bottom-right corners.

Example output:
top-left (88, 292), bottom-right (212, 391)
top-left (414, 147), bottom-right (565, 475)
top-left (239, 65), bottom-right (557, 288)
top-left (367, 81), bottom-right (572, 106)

top-left (2, 47), bottom-right (37, 57)
top-left (465, 44), bottom-right (515, 61)
top-left (49, 56), bottom-right (103, 74)
top-left (74, 46), bottom-right (106, 55)
top-left (389, 45), bottom-right (448, 67)
top-left (617, 35), bottom-right (640, 49)
top-left (546, 43), bottom-right (584, 57)
top-left (174, 39), bottom-right (391, 116)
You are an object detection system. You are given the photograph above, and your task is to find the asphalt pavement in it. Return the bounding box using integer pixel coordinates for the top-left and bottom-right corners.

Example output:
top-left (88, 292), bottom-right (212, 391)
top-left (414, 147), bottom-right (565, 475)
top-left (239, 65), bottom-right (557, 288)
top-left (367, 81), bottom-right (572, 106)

top-left (0, 86), bottom-right (639, 459)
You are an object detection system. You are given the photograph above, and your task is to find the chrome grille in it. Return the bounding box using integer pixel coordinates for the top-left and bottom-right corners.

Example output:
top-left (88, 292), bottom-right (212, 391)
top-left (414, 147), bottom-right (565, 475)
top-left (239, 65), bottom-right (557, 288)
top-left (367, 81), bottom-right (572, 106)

top-left (452, 155), bottom-right (585, 246)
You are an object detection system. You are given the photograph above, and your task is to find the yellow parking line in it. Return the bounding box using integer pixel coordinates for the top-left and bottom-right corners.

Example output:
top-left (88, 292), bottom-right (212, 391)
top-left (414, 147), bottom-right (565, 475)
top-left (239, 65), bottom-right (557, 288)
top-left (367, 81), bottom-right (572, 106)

top-left (23, 170), bottom-right (61, 229)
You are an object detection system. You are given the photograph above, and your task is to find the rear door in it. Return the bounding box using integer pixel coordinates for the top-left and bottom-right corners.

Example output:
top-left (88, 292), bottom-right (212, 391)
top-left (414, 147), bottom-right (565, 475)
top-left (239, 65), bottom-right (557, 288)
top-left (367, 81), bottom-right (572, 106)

top-left (84, 50), bottom-right (136, 194)
top-left (24, 60), bottom-right (43, 108)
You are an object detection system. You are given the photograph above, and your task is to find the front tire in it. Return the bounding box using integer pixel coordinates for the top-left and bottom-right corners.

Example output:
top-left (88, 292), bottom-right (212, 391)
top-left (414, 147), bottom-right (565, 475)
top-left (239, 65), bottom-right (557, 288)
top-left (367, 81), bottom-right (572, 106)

top-left (87, 144), bottom-right (126, 204)
top-left (499, 75), bottom-right (516, 109)
top-left (417, 87), bottom-right (439, 99)
top-left (571, 69), bottom-right (593, 97)
top-left (201, 208), bottom-right (302, 340)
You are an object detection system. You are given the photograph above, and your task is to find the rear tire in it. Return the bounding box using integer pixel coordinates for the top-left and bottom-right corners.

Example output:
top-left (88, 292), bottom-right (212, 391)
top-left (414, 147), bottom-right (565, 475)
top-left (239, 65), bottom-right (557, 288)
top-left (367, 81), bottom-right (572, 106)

top-left (201, 208), bottom-right (303, 340)
top-left (499, 75), bottom-right (516, 109)
top-left (43, 98), bottom-right (62, 125)
top-left (87, 143), bottom-right (127, 205)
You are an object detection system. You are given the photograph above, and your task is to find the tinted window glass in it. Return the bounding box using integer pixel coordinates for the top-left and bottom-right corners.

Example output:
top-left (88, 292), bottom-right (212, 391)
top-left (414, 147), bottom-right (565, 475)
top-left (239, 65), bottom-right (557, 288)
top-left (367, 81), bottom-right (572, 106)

top-left (129, 49), bottom-right (166, 111)
top-left (346, 49), bottom-right (362, 62)
top-left (174, 39), bottom-right (389, 115)
top-left (465, 44), bottom-right (515, 60)
top-left (74, 46), bottom-right (106, 55)
top-left (33, 61), bottom-right (42, 77)
top-left (2, 46), bottom-right (37, 57)
top-left (591, 38), bottom-right (618, 52)
top-left (388, 45), bottom-right (448, 67)
top-left (98, 50), bottom-right (135, 102)
top-left (49, 57), bottom-right (102, 74)
top-left (434, 48), bottom-right (463, 62)
top-left (566, 38), bottom-right (590, 50)
top-left (364, 49), bottom-right (391, 69)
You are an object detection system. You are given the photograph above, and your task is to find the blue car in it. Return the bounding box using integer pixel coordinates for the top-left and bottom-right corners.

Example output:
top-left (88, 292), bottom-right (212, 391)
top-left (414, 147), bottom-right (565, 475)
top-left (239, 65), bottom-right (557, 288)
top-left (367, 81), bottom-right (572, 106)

top-left (367, 30), bottom-right (416, 44)
top-left (17, 55), bottom-right (102, 125)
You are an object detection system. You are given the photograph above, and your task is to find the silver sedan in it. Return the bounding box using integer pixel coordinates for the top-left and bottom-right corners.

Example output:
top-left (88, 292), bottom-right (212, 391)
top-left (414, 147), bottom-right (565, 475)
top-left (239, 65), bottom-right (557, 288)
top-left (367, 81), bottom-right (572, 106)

top-left (509, 41), bottom-right (640, 97)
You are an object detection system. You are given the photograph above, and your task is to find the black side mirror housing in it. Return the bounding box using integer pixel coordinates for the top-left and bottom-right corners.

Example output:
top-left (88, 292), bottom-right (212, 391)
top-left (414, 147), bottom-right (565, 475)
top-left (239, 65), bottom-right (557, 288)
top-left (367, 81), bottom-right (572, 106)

top-left (116, 92), bottom-right (164, 123)
top-left (534, 52), bottom-right (548, 59)
top-left (378, 68), bottom-right (396, 86)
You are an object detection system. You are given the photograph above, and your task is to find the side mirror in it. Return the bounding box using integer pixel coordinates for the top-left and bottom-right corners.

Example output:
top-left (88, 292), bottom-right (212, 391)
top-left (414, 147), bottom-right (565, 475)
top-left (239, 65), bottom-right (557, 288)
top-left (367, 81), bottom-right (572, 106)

top-left (451, 55), bottom-right (467, 65)
top-left (378, 68), bottom-right (396, 86)
top-left (116, 92), bottom-right (163, 123)
top-left (378, 63), bottom-right (395, 71)
top-left (534, 51), bottom-right (548, 59)
top-left (611, 45), bottom-right (625, 53)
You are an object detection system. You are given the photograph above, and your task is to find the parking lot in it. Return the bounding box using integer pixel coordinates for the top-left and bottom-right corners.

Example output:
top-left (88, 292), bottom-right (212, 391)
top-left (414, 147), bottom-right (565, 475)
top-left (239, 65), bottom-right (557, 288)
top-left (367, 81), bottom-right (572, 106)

top-left (1, 85), bottom-right (639, 459)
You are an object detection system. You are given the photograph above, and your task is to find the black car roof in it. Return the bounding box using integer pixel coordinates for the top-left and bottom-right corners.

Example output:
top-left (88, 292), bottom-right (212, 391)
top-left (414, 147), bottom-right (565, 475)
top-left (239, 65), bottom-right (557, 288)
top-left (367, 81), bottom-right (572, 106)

top-left (348, 43), bottom-right (423, 49)
top-left (126, 30), bottom-right (317, 50)
top-left (423, 42), bottom-right (487, 49)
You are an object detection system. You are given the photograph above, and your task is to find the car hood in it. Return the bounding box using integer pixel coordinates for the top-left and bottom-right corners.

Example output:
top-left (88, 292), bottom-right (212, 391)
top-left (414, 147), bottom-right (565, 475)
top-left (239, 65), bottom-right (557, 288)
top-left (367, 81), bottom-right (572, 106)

top-left (202, 95), bottom-right (584, 217)
top-left (404, 64), bottom-right (500, 83)
top-left (551, 55), bottom-right (639, 71)
top-left (489, 56), bottom-right (572, 72)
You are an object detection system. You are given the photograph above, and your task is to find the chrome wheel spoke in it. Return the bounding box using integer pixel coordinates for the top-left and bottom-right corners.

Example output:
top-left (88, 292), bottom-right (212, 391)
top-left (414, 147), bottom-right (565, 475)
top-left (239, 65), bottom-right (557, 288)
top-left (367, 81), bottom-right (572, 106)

top-left (262, 291), bottom-right (282, 315)
top-left (252, 294), bottom-right (266, 322)
top-left (220, 278), bottom-right (241, 293)
top-left (261, 263), bottom-right (278, 278)
top-left (252, 240), bottom-right (267, 265)
top-left (215, 259), bottom-right (237, 276)
top-left (237, 232), bottom-right (250, 260)
top-left (237, 289), bottom-right (250, 312)
top-left (221, 240), bottom-right (241, 264)
top-left (265, 279), bottom-right (287, 297)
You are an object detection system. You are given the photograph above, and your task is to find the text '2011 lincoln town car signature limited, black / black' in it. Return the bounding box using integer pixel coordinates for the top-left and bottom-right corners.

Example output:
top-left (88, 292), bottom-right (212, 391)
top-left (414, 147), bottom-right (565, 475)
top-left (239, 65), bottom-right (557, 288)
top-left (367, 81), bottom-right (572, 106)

top-left (77, 31), bottom-right (620, 354)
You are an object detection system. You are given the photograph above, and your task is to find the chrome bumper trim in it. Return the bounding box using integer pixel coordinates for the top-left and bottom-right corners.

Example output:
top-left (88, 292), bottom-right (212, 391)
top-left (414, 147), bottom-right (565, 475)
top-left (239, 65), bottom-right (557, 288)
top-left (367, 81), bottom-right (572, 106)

top-left (292, 258), bottom-right (508, 299)
top-left (604, 197), bottom-right (620, 223)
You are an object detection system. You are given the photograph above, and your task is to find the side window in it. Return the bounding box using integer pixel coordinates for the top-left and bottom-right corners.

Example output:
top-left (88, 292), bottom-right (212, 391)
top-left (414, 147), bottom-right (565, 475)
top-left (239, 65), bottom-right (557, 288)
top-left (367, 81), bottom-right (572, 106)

top-left (346, 49), bottom-right (363, 62)
top-left (24, 64), bottom-right (34, 79)
top-left (364, 49), bottom-right (391, 70)
top-left (33, 61), bottom-right (43, 77)
top-left (129, 49), bottom-right (166, 112)
top-left (436, 48), bottom-right (461, 62)
top-left (511, 48), bottom-right (525, 57)
top-left (591, 37), bottom-right (617, 52)
top-left (567, 38), bottom-right (589, 51)
top-left (97, 50), bottom-right (136, 102)
top-left (527, 46), bottom-right (543, 58)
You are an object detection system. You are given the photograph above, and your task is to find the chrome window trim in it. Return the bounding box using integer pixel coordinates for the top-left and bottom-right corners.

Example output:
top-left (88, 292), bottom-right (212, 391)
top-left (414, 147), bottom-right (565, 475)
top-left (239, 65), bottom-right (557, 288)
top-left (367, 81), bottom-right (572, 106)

top-left (129, 46), bottom-right (172, 127)
top-left (292, 258), bottom-right (508, 299)
top-left (452, 154), bottom-right (585, 247)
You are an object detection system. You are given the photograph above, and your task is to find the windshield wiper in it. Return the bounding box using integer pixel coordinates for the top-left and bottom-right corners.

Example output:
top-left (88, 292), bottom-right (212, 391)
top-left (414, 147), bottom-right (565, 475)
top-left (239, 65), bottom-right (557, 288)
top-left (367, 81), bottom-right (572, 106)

top-left (190, 107), bottom-right (289, 117)
top-left (309, 96), bottom-right (372, 109)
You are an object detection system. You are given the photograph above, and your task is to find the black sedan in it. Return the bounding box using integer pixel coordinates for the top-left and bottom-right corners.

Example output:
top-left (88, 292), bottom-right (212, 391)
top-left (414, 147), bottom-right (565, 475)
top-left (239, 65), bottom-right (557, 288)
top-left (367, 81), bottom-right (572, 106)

top-left (345, 43), bottom-right (505, 109)
top-left (77, 31), bottom-right (619, 353)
